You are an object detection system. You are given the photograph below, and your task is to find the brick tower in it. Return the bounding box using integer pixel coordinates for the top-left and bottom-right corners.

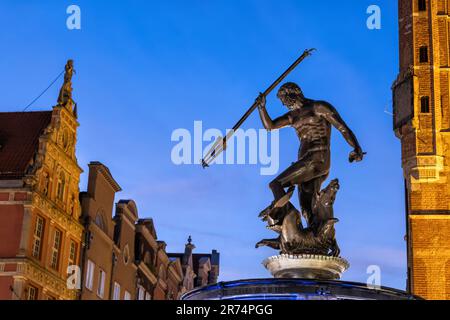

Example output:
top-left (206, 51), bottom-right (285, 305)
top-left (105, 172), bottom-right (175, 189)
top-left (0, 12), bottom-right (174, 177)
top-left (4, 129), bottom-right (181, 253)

top-left (393, 0), bottom-right (450, 300)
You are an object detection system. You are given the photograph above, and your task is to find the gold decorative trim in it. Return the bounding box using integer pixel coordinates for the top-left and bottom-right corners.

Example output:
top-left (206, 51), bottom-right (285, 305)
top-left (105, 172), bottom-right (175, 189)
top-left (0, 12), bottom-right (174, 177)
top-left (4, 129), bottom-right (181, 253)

top-left (2, 258), bottom-right (78, 300)
top-left (32, 192), bottom-right (83, 239)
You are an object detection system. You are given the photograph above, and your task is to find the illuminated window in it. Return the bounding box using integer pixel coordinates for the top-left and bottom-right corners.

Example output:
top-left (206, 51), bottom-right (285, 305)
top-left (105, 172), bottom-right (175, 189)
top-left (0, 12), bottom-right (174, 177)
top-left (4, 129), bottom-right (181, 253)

top-left (97, 269), bottom-right (106, 298)
top-left (138, 286), bottom-right (145, 300)
top-left (50, 229), bottom-right (62, 270)
top-left (124, 291), bottom-right (131, 300)
top-left (85, 260), bottom-right (95, 290)
top-left (113, 282), bottom-right (121, 300)
top-left (26, 286), bottom-right (38, 300)
top-left (68, 241), bottom-right (77, 266)
top-left (32, 216), bottom-right (45, 259)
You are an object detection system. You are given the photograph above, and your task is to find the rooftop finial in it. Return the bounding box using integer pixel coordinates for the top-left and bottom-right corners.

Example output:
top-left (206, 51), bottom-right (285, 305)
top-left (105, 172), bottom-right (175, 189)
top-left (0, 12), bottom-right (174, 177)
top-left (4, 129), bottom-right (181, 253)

top-left (187, 235), bottom-right (192, 245)
top-left (57, 59), bottom-right (76, 115)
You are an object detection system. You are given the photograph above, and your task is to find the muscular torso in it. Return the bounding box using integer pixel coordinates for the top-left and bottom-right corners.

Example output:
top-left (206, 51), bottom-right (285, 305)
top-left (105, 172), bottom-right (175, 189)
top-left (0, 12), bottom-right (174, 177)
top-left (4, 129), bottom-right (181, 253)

top-left (289, 101), bottom-right (331, 161)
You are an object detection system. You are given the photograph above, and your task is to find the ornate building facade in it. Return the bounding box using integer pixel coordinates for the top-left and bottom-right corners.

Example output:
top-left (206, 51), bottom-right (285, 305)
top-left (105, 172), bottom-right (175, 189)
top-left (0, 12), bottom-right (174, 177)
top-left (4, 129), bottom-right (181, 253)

top-left (393, 0), bottom-right (450, 300)
top-left (0, 61), bottom-right (220, 300)
top-left (0, 61), bottom-right (83, 300)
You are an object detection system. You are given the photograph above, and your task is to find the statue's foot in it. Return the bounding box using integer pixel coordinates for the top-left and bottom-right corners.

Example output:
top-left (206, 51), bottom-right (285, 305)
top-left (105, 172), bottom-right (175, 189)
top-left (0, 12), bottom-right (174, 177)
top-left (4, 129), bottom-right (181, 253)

top-left (267, 224), bottom-right (282, 233)
top-left (258, 204), bottom-right (274, 220)
top-left (259, 186), bottom-right (295, 221)
top-left (255, 238), bottom-right (280, 250)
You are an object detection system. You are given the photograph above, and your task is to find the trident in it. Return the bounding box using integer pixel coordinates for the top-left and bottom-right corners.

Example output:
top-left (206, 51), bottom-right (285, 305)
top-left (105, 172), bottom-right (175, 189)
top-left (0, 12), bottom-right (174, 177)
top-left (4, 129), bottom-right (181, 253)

top-left (202, 48), bottom-right (316, 168)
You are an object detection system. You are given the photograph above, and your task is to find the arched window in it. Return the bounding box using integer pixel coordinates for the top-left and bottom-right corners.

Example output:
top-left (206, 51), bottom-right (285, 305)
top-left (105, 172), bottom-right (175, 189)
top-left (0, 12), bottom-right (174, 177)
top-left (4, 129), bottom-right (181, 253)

top-left (56, 172), bottom-right (66, 201)
top-left (94, 211), bottom-right (106, 232)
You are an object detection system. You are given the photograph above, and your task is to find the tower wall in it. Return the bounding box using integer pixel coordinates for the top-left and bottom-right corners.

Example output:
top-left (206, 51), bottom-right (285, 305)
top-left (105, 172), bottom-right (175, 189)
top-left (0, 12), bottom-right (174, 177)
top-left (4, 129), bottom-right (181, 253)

top-left (394, 0), bottom-right (450, 300)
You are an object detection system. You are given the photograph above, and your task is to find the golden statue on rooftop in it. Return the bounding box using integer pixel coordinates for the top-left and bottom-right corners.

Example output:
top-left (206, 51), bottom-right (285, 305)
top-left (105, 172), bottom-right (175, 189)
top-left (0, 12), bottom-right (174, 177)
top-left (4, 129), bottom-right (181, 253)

top-left (57, 59), bottom-right (76, 114)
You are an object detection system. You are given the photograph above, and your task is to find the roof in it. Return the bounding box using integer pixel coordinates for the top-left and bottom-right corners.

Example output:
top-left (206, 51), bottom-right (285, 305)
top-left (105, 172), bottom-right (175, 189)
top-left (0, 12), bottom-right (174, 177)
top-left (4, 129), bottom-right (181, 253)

top-left (88, 161), bottom-right (122, 192)
top-left (168, 253), bottom-right (219, 271)
top-left (0, 111), bottom-right (52, 180)
top-left (137, 218), bottom-right (158, 240)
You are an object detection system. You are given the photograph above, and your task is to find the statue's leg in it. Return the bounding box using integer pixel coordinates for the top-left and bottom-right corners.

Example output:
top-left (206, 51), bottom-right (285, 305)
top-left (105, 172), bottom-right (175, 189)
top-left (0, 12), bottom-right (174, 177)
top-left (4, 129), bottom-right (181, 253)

top-left (299, 176), bottom-right (327, 226)
top-left (261, 160), bottom-right (327, 222)
top-left (268, 178), bottom-right (288, 203)
top-left (299, 181), bottom-right (315, 226)
top-left (269, 160), bottom-right (311, 202)
top-left (275, 160), bottom-right (327, 196)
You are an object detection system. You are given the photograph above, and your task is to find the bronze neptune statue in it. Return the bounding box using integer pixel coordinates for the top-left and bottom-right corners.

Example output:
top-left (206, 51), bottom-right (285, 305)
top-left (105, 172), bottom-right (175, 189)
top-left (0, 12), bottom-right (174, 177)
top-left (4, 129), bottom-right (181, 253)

top-left (255, 82), bottom-right (364, 256)
top-left (201, 49), bottom-right (364, 259)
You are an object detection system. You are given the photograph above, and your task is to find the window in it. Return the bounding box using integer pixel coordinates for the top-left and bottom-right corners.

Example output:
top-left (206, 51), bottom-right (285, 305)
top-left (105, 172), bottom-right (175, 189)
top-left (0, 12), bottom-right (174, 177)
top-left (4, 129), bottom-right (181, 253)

top-left (85, 260), bottom-right (95, 290)
top-left (94, 212), bottom-right (106, 231)
top-left (56, 171), bottom-right (66, 201)
top-left (50, 229), bottom-right (62, 270)
top-left (138, 286), bottom-right (145, 300)
top-left (97, 269), bottom-right (106, 298)
top-left (421, 96), bottom-right (430, 113)
top-left (113, 282), bottom-right (121, 300)
top-left (418, 0), bottom-right (427, 11)
top-left (68, 241), bottom-right (77, 266)
top-left (145, 292), bottom-right (151, 300)
top-left (419, 46), bottom-right (429, 63)
top-left (124, 291), bottom-right (131, 300)
top-left (26, 286), bottom-right (38, 300)
top-left (32, 216), bottom-right (45, 259)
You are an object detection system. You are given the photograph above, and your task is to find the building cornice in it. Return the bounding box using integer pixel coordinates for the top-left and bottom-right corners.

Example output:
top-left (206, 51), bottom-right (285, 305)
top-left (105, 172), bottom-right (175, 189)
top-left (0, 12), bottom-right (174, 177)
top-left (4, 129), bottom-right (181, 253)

top-left (135, 225), bottom-right (158, 249)
top-left (168, 263), bottom-right (183, 283)
top-left (0, 258), bottom-right (78, 300)
top-left (89, 223), bottom-right (114, 246)
top-left (31, 192), bottom-right (83, 239)
top-left (137, 262), bottom-right (157, 285)
top-left (89, 163), bottom-right (121, 192)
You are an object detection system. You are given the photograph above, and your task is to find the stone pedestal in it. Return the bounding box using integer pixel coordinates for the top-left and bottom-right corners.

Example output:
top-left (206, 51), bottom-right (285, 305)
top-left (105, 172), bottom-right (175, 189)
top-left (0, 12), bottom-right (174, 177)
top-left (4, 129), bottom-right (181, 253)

top-left (263, 254), bottom-right (350, 280)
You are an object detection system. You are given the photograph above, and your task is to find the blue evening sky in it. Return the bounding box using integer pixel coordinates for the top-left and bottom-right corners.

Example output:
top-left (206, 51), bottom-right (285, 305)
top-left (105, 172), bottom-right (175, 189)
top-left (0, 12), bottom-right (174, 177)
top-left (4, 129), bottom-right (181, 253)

top-left (0, 1), bottom-right (406, 289)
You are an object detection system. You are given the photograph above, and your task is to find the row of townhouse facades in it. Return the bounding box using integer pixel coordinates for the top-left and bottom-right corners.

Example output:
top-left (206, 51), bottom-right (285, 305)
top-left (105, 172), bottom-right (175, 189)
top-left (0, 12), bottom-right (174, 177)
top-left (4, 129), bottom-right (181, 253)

top-left (0, 61), bottom-right (219, 300)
